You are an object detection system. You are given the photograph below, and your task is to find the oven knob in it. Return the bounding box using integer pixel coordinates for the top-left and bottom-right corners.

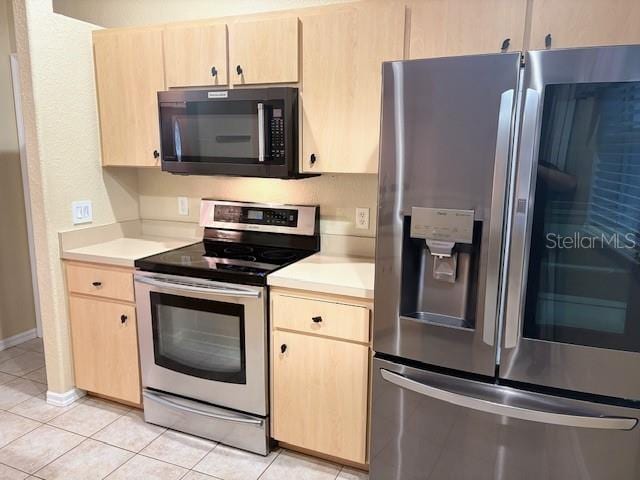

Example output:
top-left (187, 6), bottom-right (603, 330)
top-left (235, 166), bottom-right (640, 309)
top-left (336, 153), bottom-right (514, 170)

top-left (280, 344), bottom-right (287, 354)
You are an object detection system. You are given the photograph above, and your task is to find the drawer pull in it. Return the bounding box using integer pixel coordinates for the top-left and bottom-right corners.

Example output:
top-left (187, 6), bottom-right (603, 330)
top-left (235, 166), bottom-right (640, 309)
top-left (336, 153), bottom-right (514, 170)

top-left (280, 344), bottom-right (287, 354)
top-left (312, 316), bottom-right (323, 323)
top-left (92, 281), bottom-right (102, 288)
top-left (120, 314), bottom-right (128, 324)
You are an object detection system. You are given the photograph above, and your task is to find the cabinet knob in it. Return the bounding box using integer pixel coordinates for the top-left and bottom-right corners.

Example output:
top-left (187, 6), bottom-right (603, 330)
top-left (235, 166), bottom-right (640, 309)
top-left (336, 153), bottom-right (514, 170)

top-left (120, 314), bottom-right (128, 324)
top-left (153, 150), bottom-right (160, 159)
top-left (280, 344), bottom-right (287, 354)
top-left (211, 66), bottom-right (218, 77)
top-left (545, 33), bottom-right (552, 49)
top-left (500, 38), bottom-right (510, 52)
top-left (92, 281), bottom-right (102, 287)
top-left (236, 65), bottom-right (243, 75)
top-left (312, 316), bottom-right (323, 323)
top-left (310, 153), bottom-right (317, 165)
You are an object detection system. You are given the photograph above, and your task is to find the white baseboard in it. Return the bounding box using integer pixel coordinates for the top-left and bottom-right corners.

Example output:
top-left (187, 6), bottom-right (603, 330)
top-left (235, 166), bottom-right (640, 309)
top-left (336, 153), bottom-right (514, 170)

top-left (47, 388), bottom-right (86, 407)
top-left (0, 329), bottom-right (37, 351)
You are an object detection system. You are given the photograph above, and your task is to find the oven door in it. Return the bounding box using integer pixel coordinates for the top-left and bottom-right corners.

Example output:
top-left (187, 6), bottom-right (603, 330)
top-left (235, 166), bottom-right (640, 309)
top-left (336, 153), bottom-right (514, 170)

top-left (134, 271), bottom-right (267, 416)
top-left (502, 45), bottom-right (640, 400)
top-left (158, 88), bottom-right (298, 178)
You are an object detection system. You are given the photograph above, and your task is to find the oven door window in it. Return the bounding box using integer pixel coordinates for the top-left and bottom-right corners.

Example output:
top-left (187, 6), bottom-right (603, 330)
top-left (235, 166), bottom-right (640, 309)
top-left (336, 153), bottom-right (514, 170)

top-left (150, 292), bottom-right (246, 383)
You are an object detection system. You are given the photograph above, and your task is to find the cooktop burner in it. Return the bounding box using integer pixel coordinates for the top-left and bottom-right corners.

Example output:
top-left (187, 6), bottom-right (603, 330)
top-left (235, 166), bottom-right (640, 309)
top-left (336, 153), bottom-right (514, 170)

top-left (136, 241), bottom-right (314, 285)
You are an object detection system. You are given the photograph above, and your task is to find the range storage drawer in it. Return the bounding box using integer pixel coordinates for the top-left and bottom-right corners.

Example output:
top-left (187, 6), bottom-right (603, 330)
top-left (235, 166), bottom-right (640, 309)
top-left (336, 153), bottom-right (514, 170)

top-left (271, 293), bottom-right (370, 343)
top-left (66, 262), bottom-right (135, 302)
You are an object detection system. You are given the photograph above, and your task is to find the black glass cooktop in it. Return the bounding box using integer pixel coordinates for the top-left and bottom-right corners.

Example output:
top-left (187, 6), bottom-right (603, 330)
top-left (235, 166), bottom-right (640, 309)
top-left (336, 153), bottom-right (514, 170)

top-left (135, 241), bottom-right (314, 286)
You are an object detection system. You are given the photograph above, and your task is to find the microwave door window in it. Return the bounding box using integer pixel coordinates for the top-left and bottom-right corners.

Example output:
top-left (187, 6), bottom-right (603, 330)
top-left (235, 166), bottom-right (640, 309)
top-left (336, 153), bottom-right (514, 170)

top-left (523, 81), bottom-right (640, 353)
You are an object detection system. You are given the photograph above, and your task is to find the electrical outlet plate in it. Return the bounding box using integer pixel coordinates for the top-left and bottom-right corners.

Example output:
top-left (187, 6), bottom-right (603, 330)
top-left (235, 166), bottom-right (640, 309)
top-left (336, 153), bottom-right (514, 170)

top-left (72, 200), bottom-right (92, 225)
top-left (355, 207), bottom-right (370, 230)
top-left (178, 197), bottom-right (189, 216)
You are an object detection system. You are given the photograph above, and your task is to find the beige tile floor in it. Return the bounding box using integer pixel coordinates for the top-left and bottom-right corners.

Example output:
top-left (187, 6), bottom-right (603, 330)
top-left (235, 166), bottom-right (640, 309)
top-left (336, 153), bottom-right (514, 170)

top-left (0, 338), bottom-right (369, 480)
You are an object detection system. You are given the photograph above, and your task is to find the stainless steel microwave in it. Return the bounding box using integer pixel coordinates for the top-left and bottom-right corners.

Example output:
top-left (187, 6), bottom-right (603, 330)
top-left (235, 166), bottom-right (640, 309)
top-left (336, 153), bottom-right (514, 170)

top-left (158, 87), bottom-right (308, 178)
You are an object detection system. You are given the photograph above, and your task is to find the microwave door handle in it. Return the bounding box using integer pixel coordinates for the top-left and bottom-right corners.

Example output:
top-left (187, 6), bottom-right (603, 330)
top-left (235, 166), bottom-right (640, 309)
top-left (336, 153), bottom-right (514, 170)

top-left (258, 102), bottom-right (265, 162)
top-left (482, 89), bottom-right (515, 346)
top-left (173, 118), bottom-right (182, 162)
top-left (504, 89), bottom-right (541, 349)
top-left (134, 274), bottom-right (261, 298)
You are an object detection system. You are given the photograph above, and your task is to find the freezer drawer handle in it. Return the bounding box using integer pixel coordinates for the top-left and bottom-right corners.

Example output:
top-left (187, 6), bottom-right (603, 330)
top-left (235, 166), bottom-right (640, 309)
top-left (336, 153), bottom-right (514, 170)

top-left (380, 369), bottom-right (637, 431)
top-left (135, 274), bottom-right (261, 298)
top-left (143, 390), bottom-right (264, 426)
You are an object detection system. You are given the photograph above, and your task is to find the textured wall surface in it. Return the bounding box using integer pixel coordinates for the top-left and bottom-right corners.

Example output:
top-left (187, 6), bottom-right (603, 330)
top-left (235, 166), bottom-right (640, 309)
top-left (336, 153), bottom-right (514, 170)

top-left (138, 171), bottom-right (378, 238)
top-left (13, 0), bottom-right (139, 393)
top-left (52, 0), bottom-right (354, 27)
top-left (0, 0), bottom-right (36, 341)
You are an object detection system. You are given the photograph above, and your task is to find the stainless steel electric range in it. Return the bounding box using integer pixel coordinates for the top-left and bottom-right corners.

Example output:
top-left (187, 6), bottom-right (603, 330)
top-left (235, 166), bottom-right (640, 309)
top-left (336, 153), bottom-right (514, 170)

top-left (134, 200), bottom-right (319, 455)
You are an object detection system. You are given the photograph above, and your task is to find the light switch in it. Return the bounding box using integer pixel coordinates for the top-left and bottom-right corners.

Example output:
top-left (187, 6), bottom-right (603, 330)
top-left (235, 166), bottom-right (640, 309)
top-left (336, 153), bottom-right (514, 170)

top-left (178, 197), bottom-right (189, 216)
top-left (72, 200), bottom-right (92, 225)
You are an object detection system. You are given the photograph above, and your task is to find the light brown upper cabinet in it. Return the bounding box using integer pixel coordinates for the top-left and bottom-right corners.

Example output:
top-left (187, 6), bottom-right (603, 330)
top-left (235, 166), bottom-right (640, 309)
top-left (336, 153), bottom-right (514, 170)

top-left (300, 2), bottom-right (404, 174)
top-left (407, 0), bottom-right (527, 59)
top-left (229, 17), bottom-right (299, 85)
top-left (163, 23), bottom-right (228, 87)
top-left (528, 0), bottom-right (640, 50)
top-left (93, 27), bottom-right (165, 167)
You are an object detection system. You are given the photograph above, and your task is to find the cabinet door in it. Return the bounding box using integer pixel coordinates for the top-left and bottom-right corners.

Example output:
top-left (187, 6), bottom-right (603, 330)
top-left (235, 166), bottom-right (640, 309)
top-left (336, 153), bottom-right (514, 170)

top-left (229, 17), bottom-right (299, 85)
top-left (69, 296), bottom-right (141, 404)
top-left (528, 0), bottom-right (640, 49)
top-left (93, 28), bottom-right (165, 167)
top-left (300, 3), bottom-right (404, 174)
top-left (164, 23), bottom-right (228, 87)
top-left (272, 330), bottom-right (369, 464)
top-left (407, 0), bottom-right (527, 59)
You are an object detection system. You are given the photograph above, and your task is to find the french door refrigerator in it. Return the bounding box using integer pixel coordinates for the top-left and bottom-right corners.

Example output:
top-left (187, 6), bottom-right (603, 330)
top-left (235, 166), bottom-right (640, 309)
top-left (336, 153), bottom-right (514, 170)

top-left (372, 45), bottom-right (640, 480)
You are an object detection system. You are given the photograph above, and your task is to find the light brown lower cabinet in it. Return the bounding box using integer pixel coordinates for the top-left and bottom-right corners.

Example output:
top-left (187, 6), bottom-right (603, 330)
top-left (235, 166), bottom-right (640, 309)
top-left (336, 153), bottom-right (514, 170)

top-left (271, 289), bottom-right (372, 465)
top-left (65, 261), bottom-right (141, 406)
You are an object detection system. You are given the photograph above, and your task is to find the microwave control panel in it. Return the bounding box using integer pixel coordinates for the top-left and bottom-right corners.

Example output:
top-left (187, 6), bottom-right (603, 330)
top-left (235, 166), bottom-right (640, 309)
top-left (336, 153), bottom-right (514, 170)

top-left (214, 204), bottom-right (298, 227)
top-left (270, 108), bottom-right (285, 160)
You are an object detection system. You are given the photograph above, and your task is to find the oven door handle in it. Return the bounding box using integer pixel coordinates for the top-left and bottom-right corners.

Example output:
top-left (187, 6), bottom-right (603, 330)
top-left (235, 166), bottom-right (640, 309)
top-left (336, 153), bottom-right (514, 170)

top-left (134, 274), bottom-right (261, 298)
top-left (143, 390), bottom-right (264, 426)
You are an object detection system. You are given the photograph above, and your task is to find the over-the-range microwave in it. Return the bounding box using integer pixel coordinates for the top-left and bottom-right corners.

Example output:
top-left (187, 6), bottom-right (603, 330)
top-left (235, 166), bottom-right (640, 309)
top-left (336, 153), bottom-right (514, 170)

top-left (158, 87), bottom-right (311, 178)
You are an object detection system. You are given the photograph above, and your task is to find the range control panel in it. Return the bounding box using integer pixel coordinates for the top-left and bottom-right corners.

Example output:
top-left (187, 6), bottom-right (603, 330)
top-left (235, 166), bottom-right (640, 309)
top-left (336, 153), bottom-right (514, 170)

top-left (214, 204), bottom-right (298, 227)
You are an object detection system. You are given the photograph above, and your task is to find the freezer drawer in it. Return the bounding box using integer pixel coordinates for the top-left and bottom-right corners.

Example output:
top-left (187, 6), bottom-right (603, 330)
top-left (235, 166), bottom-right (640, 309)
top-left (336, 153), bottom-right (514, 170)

top-left (371, 356), bottom-right (640, 480)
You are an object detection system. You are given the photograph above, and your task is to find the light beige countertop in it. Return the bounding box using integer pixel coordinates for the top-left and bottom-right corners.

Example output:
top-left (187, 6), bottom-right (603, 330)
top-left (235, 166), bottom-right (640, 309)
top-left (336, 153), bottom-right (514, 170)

top-left (267, 253), bottom-right (375, 300)
top-left (62, 236), bottom-right (196, 268)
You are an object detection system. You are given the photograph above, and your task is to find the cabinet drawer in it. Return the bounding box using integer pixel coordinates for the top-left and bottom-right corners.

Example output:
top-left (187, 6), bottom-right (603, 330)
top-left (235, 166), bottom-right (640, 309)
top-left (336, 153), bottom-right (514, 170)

top-left (272, 294), bottom-right (370, 343)
top-left (66, 263), bottom-right (134, 302)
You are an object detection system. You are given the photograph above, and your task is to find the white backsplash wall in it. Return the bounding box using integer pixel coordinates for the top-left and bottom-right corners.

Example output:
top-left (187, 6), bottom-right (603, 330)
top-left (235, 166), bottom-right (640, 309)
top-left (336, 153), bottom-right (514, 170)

top-left (137, 170), bottom-right (378, 238)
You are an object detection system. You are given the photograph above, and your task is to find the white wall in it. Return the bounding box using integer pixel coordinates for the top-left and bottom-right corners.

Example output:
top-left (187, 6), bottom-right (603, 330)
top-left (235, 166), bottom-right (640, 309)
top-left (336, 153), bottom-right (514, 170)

top-left (0, 0), bottom-right (36, 341)
top-left (13, 0), bottom-right (139, 393)
top-left (52, 0), bottom-right (354, 27)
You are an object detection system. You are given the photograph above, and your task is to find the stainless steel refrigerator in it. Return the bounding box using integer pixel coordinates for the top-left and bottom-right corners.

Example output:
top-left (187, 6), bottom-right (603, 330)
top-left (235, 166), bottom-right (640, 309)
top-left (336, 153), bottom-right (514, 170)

top-left (372, 46), bottom-right (640, 480)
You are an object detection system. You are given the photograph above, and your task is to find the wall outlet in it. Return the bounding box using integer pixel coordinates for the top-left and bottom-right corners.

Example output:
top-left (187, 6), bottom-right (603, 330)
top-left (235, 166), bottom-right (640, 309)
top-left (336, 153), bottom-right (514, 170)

top-left (72, 200), bottom-right (92, 225)
top-left (178, 197), bottom-right (189, 216)
top-left (355, 207), bottom-right (370, 230)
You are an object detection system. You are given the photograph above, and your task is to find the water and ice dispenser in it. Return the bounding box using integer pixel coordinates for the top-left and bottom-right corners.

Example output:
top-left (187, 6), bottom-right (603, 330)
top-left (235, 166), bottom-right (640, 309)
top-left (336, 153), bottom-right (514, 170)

top-left (401, 207), bottom-right (481, 330)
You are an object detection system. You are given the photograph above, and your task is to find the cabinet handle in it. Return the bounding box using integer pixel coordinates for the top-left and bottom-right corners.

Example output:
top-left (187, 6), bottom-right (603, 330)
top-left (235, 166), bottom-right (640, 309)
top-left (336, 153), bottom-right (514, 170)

top-left (236, 65), bottom-right (243, 75)
top-left (545, 33), bottom-right (552, 49)
top-left (500, 38), bottom-right (510, 52)
top-left (153, 150), bottom-right (160, 159)
top-left (310, 153), bottom-right (317, 165)
top-left (121, 314), bottom-right (128, 324)
top-left (91, 281), bottom-right (102, 287)
top-left (312, 316), bottom-right (323, 323)
top-left (280, 344), bottom-right (287, 354)
top-left (211, 66), bottom-right (218, 77)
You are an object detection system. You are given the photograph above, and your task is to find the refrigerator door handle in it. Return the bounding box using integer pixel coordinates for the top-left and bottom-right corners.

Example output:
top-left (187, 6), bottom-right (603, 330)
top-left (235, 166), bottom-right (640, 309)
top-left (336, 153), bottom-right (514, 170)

top-left (483, 89), bottom-right (515, 346)
top-left (504, 88), bottom-right (541, 349)
top-left (381, 369), bottom-right (638, 430)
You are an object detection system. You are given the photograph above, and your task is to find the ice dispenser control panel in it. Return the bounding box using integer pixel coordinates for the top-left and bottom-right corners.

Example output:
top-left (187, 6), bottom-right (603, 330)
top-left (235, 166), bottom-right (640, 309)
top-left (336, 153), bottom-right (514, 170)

top-left (410, 208), bottom-right (474, 283)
